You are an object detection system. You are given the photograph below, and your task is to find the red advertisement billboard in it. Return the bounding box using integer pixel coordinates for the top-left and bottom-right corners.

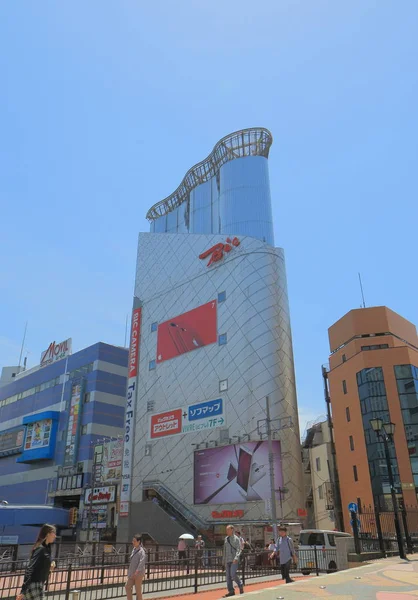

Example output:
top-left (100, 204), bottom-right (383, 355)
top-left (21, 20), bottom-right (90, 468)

top-left (194, 441), bottom-right (282, 504)
top-left (156, 301), bottom-right (217, 364)
top-left (150, 409), bottom-right (183, 439)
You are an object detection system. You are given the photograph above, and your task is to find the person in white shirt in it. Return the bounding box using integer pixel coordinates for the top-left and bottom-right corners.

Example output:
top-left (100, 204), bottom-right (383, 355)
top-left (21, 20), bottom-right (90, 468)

top-left (236, 531), bottom-right (245, 550)
top-left (268, 539), bottom-right (277, 567)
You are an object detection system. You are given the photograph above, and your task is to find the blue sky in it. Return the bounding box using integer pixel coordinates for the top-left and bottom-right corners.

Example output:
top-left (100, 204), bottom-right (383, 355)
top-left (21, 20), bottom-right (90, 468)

top-left (1, 1), bottom-right (417, 433)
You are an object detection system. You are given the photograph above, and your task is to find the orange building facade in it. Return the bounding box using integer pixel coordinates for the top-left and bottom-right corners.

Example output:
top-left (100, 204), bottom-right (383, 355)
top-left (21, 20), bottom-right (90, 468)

top-left (327, 307), bottom-right (418, 531)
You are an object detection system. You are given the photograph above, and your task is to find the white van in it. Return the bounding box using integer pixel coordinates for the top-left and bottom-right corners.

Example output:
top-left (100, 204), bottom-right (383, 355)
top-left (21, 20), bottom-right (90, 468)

top-left (297, 529), bottom-right (352, 575)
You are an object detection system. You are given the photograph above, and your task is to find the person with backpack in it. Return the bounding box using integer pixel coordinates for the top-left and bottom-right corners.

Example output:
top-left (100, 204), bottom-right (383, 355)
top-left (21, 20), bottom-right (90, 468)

top-left (17, 524), bottom-right (57, 600)
top-left (223, 525), bottom-right (243, 597)
top-left (274, 526), bottom-right (297, 584)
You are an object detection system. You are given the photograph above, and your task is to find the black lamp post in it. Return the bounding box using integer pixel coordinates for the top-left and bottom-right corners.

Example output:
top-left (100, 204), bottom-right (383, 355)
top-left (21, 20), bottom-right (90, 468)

top-left (369, 418), bottom-right (406, 559)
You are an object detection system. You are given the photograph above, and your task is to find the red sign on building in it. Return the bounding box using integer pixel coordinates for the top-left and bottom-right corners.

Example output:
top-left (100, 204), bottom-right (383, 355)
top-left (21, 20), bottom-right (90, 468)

top-left (150, 409), bottom-right (183, 439)
top-left (211, 510), bottom-right (244, 519)
top-left (199, 237), bottom-right (240, 267)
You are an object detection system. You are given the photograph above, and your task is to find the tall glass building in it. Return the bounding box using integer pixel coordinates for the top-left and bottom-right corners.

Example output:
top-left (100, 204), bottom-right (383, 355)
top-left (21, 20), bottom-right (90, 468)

top-left (118, 128), bottom-right (304, 545)
top-left (148, 128), bottom-right (274, 245)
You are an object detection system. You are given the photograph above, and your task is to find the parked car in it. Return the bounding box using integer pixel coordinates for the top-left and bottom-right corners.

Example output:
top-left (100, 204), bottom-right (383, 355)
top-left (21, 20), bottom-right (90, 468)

top-left (297, 529), bottom-right (352, 575)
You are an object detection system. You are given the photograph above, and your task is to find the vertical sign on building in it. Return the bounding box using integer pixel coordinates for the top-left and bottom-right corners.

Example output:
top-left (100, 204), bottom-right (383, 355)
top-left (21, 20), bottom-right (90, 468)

top-left (120, 305), bottom-right (142, 517)
top-left (64, 380), bottom-right (84, 467)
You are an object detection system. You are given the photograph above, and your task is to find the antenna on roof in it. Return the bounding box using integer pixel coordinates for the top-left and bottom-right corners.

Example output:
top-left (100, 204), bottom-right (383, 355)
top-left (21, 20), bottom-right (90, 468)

top-left (18, 322), bottom-right (28, 367)
top-left (358, 273), bottom-right (366, 308)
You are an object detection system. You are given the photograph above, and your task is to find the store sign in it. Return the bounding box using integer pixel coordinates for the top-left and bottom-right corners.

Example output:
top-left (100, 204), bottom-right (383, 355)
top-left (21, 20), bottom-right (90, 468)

top-left (149, 398), bottom-right (225, 440)
top-left (120, 307), bottom-right (142, 517)
top-left (84, 486), bottom-right (116, 505)
top-left (102, 439), bottom-right (123, 483)
top-left (199, 237), bottom-right (240, 267)
top-left (25, 419), bottom-right (52, 450)
top-left (0, 426), bottom-right (26, 457)
top-left (297, 508), bottom-right (307, 518)
top-left (211, 510), bottom-right (244, 519)
top-left (63, 382), bottom-right (84, 467)
top-left (40, 338), bottom-right (72, 367)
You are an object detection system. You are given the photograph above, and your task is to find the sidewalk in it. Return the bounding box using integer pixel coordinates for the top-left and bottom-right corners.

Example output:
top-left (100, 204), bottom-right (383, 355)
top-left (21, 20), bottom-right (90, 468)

top-left (144, 556), bottom-right (418, 600)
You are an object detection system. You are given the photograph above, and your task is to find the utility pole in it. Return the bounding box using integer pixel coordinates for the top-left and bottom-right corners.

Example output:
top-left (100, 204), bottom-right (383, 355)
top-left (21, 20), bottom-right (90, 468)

top-left (266, 396), bottom-right (278, 542)
top-left (257, 403), bottom-right (292, 542)
top-left (322, 366), bottom-right (344, 531)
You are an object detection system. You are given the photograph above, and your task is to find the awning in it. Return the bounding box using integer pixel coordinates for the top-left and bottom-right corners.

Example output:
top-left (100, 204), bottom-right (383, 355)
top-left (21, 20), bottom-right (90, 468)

top-left (0, 505), bottom-right (69, 527)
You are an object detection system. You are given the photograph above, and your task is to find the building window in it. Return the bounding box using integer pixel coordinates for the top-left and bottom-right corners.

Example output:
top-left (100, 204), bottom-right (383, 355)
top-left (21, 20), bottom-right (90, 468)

top-left (316, 457), bottom-right (321, 471)
top-left (219, 333), bottom-right (227, 346)
top-left (349, 435), bottom-right (354, 451)
top-left (346, 407), bottom-right (351, 422)
top-left (81, 425), bottom-right (88, 435)
top-left (318, 485), bottom-right (324, 500)
top-left (219, 379), bottom-right (228, 392)
top-left (151, 322), bottom-right (158, 332)
top-left (342, 354), bottom-right (346, 363)
top-left (147, 400), bottom-right (155, 412)
top-left (218, 291), bottom-right (227, 303)
top-left (84, 392), bottom-right (91, 403)
top-left (343, 380), bottom-right (347, 394)
top-left (353, 465), bottom-right (358, 482)
top-left (149, 360), bottom-right (156, 370)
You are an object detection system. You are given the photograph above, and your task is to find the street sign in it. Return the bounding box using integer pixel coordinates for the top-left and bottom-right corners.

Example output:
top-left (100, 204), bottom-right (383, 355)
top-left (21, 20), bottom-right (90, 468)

top-left (350, 519), bottom-right (361, 530)
top-left (348, 502), bottom-right (358, 513)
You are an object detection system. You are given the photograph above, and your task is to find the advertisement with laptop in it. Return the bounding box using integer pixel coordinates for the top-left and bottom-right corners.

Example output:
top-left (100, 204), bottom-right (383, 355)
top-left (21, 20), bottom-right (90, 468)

top-left (194, 441), bottom-right (282, 504)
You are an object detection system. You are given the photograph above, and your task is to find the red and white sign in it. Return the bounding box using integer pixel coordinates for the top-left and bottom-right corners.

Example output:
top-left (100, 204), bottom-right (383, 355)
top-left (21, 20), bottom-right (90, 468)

top-left (211, 510), bottom-right (244, 519)
top-left (150, 409), bottom-right (183, 439)
top-left (129, 309), bottom-right (141, 377)
top-left (199, 237), bottom-right (240, 267)
top-left (119, 501), bottom-right (129, 517)
top-left (120, 307), bottom-right (142, 517)
top-left (40, 338), bottom-right (72, 367)
top-left (84, 486), bottom-right (116, 505)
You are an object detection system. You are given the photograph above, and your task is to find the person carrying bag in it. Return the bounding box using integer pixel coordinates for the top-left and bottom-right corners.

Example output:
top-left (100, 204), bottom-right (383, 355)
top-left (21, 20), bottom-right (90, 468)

top-left (17, 524), bottom-right (57, 600)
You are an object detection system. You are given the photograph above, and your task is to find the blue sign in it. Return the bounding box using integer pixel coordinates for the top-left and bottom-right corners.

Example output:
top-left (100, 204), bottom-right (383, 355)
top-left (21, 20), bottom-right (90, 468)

top-left (350, 519), bottom-right (361, 530)
top-left (17, 411), bottom-right (59, 463)
top-left (188, 398), bottom-right (223, 421)
top-left (348, 502), bottom-right (358, 513)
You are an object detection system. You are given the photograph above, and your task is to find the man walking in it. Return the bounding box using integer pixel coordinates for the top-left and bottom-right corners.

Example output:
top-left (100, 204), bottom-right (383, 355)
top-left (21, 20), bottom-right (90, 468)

top-left (223, 525), bottom-right (244, 597)
top-left (275, 526), bottom-right (296, 584)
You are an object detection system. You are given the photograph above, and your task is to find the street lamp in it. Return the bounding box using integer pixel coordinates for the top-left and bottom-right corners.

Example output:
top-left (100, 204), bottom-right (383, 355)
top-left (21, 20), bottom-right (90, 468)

top-left (369, 419), bottom-right (406, 559)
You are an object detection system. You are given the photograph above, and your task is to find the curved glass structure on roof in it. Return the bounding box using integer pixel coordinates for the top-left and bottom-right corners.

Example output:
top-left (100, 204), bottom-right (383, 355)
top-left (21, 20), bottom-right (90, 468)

top-left (148, 127), bottom-right (275, 245)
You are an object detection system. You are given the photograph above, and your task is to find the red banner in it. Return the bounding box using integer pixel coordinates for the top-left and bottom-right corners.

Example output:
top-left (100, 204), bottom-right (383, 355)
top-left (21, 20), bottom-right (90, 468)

top-left (129, 308), bottom-right (142, 377)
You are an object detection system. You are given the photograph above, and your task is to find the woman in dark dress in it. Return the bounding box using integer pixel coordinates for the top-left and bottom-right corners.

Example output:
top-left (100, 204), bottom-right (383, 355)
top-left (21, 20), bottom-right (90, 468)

top-left (17, 524), bottom-right (57, 600)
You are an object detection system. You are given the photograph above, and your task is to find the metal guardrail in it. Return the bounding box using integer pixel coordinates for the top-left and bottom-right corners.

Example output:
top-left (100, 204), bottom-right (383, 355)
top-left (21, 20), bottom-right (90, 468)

top-left (0, 549), bottom-right (338, 599)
